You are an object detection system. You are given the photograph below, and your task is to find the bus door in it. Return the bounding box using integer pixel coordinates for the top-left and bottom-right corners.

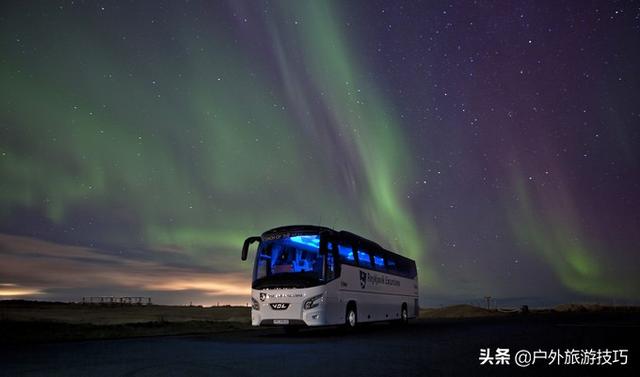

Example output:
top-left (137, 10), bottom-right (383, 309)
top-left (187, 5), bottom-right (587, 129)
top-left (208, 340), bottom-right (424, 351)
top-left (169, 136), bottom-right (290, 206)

top-left (322, 246), bottom-right (342, 324)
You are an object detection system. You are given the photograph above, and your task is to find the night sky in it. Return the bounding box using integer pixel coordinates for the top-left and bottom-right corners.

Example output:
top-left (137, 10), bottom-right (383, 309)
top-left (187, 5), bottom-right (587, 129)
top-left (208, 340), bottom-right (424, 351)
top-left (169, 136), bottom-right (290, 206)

top-left (1, 1), bottom-right (639, 307)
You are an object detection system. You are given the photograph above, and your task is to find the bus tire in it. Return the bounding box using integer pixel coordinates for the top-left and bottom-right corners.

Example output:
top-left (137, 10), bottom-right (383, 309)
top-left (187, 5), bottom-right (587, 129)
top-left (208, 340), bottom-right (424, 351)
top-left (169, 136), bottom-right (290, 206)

top-left (400, 303), bottom-right (409, 325)
top-left (345, 303), bottom-right (357, 329)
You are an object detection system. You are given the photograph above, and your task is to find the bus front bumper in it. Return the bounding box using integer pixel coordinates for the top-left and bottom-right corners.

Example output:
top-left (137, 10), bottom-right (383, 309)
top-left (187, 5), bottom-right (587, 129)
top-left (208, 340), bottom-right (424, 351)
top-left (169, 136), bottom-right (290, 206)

top-left (252, 309), bottom-right (326, 327)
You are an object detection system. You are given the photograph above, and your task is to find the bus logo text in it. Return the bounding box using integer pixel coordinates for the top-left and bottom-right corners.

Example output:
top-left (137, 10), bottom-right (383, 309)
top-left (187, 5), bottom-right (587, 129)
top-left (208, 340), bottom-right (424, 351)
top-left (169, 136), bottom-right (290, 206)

top-left (359, 270), bottom-right (401, 289)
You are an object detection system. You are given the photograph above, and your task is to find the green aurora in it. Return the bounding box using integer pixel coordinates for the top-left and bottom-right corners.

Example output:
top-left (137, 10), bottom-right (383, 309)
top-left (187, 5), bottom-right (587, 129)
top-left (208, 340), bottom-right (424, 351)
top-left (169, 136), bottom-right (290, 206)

top-left (1, 2), bottom-right (434, 283)
top-left (1, 0), bottom-right (638, 304)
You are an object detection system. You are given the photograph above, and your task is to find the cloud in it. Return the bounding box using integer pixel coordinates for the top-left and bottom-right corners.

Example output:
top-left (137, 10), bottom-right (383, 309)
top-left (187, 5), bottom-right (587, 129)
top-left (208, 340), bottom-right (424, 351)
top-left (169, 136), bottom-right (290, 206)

top-left (0, 283), bottom-right (43, 297)
top-left (0, 234), bottom-right (251, 304)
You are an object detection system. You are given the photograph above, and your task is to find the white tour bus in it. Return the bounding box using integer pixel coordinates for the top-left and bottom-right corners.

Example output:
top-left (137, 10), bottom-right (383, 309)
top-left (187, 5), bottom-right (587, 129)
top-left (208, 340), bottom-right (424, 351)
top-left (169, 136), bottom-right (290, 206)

top-left (241, 225), bottom-right (419, 332)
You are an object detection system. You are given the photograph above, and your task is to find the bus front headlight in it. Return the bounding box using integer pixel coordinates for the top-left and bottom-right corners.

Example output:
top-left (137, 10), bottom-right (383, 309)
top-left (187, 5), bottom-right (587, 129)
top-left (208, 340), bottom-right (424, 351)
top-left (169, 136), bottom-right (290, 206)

top-left (251, 297), bottom-right (260, 311)
top-left (303, 294), bottom-right (323, 310)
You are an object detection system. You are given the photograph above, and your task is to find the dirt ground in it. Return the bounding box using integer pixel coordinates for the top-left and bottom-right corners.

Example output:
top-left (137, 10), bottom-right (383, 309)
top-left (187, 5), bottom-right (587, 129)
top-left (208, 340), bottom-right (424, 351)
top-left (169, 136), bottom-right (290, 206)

top-left (0, 300), bottom-right (251, 325)
top-left (2, 311), bottom-right (638, 376)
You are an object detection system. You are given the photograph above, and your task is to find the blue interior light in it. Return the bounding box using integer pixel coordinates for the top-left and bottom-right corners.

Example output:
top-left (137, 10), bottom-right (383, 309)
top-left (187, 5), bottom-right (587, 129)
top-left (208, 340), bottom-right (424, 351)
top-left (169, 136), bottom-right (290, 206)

top-left (358, 250), bottom-right (371, 266)
top-left (288, 235), bottom-right (320, 249)
top-left (338, 244), bottom-right (354, 261)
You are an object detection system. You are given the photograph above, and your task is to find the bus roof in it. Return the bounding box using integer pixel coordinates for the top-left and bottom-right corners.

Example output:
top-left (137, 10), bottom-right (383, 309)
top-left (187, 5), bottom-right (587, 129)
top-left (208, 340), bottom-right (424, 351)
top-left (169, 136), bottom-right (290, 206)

top-left (261, 225), bottom-right (333, 238)
top-left (260, 225), bottom-right (414, 263)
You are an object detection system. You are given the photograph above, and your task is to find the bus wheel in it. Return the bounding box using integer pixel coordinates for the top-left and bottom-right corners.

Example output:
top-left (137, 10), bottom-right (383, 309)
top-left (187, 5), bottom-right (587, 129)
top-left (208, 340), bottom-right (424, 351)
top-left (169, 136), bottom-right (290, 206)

top-left (345, 305), bottom-right (357, 329)
top-left (400, 304), bottom-right (409, 325)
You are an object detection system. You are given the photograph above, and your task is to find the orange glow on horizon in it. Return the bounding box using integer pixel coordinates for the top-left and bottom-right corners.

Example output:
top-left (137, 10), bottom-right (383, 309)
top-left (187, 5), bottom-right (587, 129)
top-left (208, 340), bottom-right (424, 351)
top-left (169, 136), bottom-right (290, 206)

top-left (0, 283), bottom-right (42, 296)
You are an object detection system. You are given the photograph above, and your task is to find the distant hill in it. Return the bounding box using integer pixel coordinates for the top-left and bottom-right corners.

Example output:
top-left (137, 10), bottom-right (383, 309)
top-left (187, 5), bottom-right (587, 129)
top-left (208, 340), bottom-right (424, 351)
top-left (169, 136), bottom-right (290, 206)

top-left (420, 304), bottom-right (507, 318)
top-left (554, 303), bottom-right (640, 313)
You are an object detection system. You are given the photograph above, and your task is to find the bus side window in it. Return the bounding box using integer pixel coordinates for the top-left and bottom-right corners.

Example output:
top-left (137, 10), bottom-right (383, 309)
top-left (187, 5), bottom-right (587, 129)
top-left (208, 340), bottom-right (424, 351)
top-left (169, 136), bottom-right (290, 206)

top-left (396, 258), bottom-right (411, 278)
top-left (373, 254), bottom-right (385, 271)
top-left (409, 261), bottom-right (417, 279)
top-left (357, 249), bottom-right (372, 268)
top-left (337, 244), bottom-right (355, 264)
top-left (386, 257), bottom-right (398, 274)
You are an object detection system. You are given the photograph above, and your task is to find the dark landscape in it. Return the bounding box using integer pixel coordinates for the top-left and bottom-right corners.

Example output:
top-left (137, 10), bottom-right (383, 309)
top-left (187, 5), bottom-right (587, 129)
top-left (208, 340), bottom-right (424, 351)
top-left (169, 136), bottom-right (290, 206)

top-left (1, 301), bottom-right (638, 376)
top-left (0, 301), bottom-right (640, 376)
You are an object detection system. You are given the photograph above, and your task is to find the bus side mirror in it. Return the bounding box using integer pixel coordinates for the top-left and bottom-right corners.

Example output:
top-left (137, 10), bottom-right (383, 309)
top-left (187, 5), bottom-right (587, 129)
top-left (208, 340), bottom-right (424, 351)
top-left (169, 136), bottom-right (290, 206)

top-left (241, 236), bottom-right (261, 261)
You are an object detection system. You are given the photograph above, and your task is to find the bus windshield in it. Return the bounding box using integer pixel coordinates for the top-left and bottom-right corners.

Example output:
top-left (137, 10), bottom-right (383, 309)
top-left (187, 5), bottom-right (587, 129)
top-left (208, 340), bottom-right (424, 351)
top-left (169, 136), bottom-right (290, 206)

top-left (253, 234), bottom-right (325, 288)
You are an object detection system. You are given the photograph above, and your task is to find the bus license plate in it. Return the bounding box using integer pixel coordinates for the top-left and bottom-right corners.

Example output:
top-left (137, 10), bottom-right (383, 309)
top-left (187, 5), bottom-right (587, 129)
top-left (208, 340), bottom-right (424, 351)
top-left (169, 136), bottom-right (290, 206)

top-left (273, 319), bottom-right (289, 325)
